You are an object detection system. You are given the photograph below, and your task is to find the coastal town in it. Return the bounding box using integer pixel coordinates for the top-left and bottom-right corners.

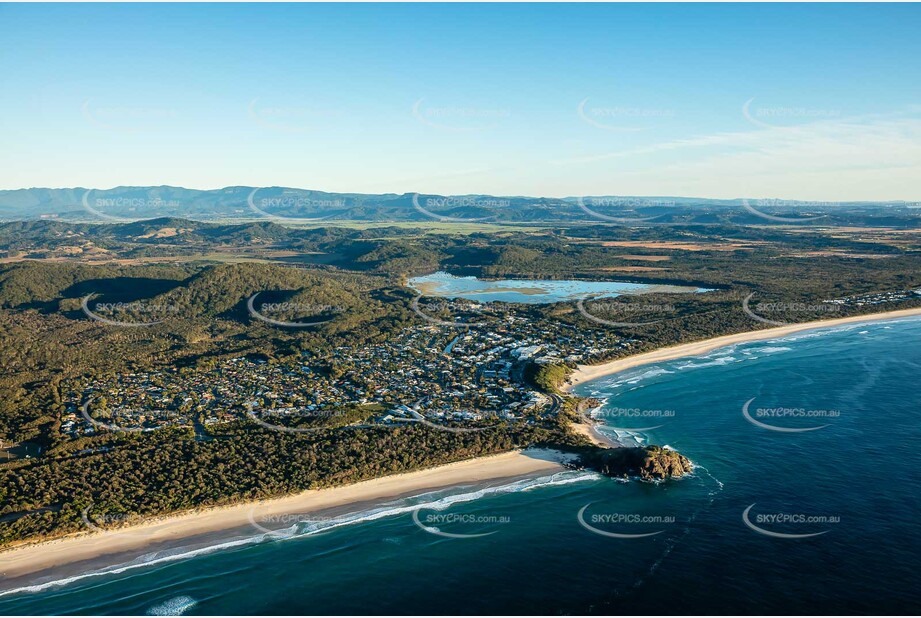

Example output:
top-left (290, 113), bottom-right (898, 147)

top-left (65, 306), bottom-right (636, 437)
top-left (63, 286), bottom-right (921, 438)
top-left (50, 285), bottom-right (921, 439)
top-left (827, 288), bottom-right (921, 307)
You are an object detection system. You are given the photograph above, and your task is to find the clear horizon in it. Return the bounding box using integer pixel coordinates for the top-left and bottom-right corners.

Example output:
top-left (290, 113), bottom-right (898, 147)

top-left (3, 184), bottom-right (921, 206)
top-left (2, 3), bottom-right (920, 201)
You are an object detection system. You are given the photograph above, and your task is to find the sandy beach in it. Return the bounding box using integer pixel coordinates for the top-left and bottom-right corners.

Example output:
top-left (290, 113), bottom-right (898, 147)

top-left (563, 306), bottom-right (921, 392)
top-left (0, 449), bottom-right (563, 585)
top-left (570, 421), bottom-right (617, 447)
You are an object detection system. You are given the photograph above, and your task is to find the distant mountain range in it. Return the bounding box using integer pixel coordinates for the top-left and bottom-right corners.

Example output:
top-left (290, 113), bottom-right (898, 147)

top-left (0, 186), bottom-right (917, 225)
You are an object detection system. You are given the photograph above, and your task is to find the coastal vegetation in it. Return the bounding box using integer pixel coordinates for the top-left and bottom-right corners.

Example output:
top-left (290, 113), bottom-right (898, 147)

top-left (524, 363), bottom-right (571, 393)
top-left (1, 216), bottom-right (919, 546)
top-left (0, 424), bottom-right (537, 546)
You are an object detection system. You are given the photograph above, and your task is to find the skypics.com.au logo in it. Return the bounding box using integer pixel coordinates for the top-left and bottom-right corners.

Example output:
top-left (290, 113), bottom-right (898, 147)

top-left (574, 196), bottom-right (670, 224)
top-left (577, 296), bottom-right (675, 328)
top-left (80, 397), bottom-right (190, 434)
top-left (247, 188), bottom-right (342, 222)
top-left (412, 508), bottom-right (510, 539)
top-left (410, 194), bottom-right (508, 223)
top-left (743, 504), bottom-right (839, 539)
top-left (740, 198), bottom-right (832, 224)
top-left (81, 505), bottom-right (152, 537)
top-left (244, 403), bottom-right (354, 436)
top-left (247, 293), bottom-right (345, 328)
top-left (81, 294), bottom-right (179, 327)
top-left (742, 398), bottom-right (840, 433)
top-left (577, 504), bottom-right (675, 539)
top-left (742, 97), bottom-right (841, 130)
top-left (741, 293), bottom-right (840, 326)
top-left (410, 295), bottom-right (497, 328)
top-left (81, 190), bottom-right (180, 222)
top-left (577, 97), bottom-right (675, 132)
top-left (594, 406), bottom-right (677, 432)
top-left (412, 98), bottom-right (511, 132)
top-left (247, 510), bottom-right (360, 538)
top-left (247, 98), bottom-right (342, 133)
top-left (245, 399), bottom-right (488, 436)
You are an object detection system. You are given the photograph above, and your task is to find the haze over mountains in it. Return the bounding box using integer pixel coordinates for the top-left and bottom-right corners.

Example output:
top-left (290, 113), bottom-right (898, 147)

top-left (0, 186), bottom-right (918, 225)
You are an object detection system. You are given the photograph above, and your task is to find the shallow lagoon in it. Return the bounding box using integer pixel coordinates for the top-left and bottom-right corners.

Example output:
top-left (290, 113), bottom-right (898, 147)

top-left (408, 271), bottom-right (709, 304)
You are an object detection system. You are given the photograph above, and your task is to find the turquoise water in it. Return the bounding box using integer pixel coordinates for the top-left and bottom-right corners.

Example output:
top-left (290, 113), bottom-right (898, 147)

top-left (408, 271), bottom-right (708, 304)
top-left (2, 317), bottom-right (920, 614)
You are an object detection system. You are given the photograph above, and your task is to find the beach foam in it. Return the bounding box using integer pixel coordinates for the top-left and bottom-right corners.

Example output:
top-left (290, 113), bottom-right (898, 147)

top-left (0, 470), bottom-right (597, 598)
top-left (146, 595), bottom-right (198, 616)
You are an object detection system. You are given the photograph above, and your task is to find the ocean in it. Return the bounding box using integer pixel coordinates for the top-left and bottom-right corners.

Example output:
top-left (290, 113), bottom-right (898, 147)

top-left (2, 316), bottom-right (920, 615)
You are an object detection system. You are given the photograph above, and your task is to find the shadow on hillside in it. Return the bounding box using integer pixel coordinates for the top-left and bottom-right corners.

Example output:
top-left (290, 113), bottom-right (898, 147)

top-left (35, 277), bottom-right (188, 316)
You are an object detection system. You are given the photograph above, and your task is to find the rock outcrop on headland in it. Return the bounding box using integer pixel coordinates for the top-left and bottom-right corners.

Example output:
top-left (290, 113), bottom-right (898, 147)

top-left (580, 445), bottom-right (692, 481)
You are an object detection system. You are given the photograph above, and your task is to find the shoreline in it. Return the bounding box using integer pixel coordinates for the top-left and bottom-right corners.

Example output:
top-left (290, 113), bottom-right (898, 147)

top-left (570, 420), bottom-right (618, 448)
top-left (0, 449), bottom-right (564, 588)
top-left (563, 306), bottom-right (921, 392)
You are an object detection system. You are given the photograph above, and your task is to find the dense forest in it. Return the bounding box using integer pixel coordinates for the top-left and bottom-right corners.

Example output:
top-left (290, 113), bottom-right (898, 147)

top-left (1, 422), bottom-right (576, 546)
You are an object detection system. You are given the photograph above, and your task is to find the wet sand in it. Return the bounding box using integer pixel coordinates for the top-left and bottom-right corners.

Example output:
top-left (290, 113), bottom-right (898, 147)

top-left (0, 450), bottom-right (564, 587)
top-left (563, 307), bottom-right (921, 391)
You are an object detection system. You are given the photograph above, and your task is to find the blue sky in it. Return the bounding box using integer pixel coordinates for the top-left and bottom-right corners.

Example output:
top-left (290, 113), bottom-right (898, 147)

top-left (1, 3), bottom-right (919, 200)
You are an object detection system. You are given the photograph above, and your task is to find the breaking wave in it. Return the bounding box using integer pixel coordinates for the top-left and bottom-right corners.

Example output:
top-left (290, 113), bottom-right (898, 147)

top-left (0, 470), bottom-right (598, 598)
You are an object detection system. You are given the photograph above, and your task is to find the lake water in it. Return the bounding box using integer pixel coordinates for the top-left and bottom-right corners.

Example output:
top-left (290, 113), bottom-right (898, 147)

top-left (407, 271), bottom-right (709, 304)
top-left (2, 317), bottom-right (919, 614)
